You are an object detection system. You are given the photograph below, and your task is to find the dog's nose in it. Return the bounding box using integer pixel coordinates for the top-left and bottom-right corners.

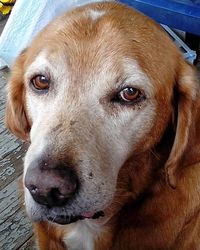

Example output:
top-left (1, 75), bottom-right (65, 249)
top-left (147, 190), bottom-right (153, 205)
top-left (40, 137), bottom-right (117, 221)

top-left (25, 160), bottom-right (79, 207)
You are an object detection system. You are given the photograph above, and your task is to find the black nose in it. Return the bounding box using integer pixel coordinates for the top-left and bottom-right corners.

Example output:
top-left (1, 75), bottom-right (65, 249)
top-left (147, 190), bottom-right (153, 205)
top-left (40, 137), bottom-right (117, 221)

top-left (25, 160), bottom-right (79, 208)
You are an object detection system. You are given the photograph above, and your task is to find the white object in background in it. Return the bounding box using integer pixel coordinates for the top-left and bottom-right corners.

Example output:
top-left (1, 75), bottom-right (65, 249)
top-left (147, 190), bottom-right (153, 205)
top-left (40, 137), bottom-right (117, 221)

top-left (0, 0), bottom-right (107, 69)
top-left (161, 24), bottom-right (196, 64)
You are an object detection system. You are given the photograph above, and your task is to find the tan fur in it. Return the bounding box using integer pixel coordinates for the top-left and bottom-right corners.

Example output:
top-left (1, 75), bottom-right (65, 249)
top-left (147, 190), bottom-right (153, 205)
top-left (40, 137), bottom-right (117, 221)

top-left (5, 2), bottom-right (200, 250)
top-left (34, 222), bottom-right (66, 250)
top-left (5, 49), bottom-right (31, 140)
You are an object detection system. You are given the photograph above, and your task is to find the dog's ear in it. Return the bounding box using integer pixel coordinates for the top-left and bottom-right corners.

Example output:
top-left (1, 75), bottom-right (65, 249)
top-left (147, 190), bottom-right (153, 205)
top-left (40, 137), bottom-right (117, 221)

top-left (5, 49), bottom-right (31, 141)
top-left (165, 61), bottom-right (200, 188)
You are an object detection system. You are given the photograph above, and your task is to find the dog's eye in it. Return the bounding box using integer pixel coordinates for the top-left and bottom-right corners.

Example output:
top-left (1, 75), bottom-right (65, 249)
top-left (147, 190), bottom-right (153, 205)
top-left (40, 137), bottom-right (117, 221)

top-left (118, 87), bottom-right (142, 102)
top-left (31, 75), bottom-right (50, 91)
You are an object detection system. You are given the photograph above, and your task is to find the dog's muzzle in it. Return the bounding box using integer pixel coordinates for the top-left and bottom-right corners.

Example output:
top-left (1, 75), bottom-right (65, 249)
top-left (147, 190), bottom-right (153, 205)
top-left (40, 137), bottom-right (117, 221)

top-left (24, 155), bottom-right (105, 224)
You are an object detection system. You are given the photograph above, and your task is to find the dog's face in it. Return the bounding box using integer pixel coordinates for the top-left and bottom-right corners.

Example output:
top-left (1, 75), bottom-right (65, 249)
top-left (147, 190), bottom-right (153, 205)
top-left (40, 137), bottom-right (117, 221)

top-left (5, 2), bottom-right (198, 225)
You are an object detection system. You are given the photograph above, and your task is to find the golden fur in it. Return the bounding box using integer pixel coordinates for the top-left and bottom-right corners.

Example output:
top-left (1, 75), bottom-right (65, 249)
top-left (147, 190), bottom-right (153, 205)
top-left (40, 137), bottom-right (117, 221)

top-left (5, 2), bottom-right (200, 249)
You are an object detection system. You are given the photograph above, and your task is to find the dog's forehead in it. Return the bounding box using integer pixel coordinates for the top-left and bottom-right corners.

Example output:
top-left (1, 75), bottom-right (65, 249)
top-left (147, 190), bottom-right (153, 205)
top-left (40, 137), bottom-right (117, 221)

top-left (25, 48), bottom-right (152, 99)
top-left (26, 4), bottom-right (140, 68)
top-left (26, 19), bottom-right (150, 88)
top-left (25, 2), bottom-right (179, 95)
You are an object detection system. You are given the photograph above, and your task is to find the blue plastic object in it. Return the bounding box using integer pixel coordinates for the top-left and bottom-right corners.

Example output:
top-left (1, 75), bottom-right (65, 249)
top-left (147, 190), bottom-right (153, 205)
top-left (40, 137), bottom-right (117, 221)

top-left (119, 0), bottom-right (200, 35)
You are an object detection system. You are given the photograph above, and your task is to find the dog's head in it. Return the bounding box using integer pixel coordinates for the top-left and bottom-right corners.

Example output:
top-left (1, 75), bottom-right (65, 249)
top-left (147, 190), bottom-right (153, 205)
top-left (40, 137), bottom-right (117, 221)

top-left (5, 2), bottom-right (199, 225)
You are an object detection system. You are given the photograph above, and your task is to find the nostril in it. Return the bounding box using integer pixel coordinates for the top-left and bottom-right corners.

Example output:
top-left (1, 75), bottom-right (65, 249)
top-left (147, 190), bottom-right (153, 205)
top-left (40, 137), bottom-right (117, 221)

top-left (29, 185), bottom-right (38, 195)
top-left (50, 188), bottom-right (70, 207)
top-left (51, 188), bottom-right (64, 200)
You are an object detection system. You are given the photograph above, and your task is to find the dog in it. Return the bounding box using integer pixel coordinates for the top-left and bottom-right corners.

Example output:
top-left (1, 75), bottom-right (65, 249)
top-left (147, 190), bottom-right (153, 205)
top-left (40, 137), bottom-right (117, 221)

top-left (5, 1), bottom-right (200, 249)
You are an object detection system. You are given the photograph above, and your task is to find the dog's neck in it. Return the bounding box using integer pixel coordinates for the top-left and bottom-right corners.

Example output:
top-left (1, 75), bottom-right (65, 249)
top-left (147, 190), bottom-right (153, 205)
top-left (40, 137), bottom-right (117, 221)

top-left (63, 220), bottom-right (102, 250)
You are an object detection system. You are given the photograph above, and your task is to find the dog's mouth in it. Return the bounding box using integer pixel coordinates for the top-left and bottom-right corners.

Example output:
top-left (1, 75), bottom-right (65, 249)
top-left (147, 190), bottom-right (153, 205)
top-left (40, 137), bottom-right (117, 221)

top-left (47, 210), bottom-right (105, 225)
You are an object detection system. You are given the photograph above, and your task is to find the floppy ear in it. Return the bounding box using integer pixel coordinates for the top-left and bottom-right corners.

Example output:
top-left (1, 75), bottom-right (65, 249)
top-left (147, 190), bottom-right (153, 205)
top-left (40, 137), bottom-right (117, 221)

top-left (5, 50), bottom-right (31, 141)
top-left (165, 61), bottom-right (200, 188)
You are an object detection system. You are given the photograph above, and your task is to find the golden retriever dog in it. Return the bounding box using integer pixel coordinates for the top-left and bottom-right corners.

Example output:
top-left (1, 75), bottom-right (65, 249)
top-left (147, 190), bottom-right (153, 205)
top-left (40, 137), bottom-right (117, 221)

top-left (5, 1), bottom-right (200, 250)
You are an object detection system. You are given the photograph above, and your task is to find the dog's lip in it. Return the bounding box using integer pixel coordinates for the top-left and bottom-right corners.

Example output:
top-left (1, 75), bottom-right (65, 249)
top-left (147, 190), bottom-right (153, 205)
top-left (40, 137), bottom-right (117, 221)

top-left (47, 211), bottom-right (105, 225)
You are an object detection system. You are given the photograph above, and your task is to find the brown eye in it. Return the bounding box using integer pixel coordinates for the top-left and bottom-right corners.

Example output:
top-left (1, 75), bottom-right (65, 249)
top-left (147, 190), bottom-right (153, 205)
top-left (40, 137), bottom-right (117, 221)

top-left (31, 75), bottom-right (50, 91)
top-left (118, 87), bottom-right (141, 102)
